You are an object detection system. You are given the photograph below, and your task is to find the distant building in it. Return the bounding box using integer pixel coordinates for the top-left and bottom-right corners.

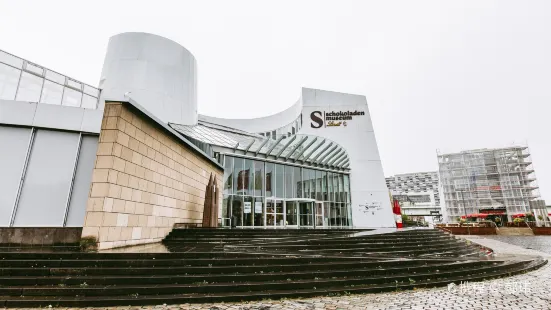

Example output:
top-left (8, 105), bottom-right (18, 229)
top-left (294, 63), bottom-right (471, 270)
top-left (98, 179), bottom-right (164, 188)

top-left (437, 146), bottom-right (540, 223)
top-left (385, 172), bottom-right (441, 223)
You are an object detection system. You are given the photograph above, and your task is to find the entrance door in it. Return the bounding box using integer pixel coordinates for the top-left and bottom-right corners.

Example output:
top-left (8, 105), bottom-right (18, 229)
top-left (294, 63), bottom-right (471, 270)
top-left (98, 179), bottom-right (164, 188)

top-left (286, 201), bottom-right (298, 226)
top-left (315, 202), bottom-right (324, 227)
top-left (299, 202), bottom-right (314, 227)
top-left (266, 199), bottom-right (285, 227)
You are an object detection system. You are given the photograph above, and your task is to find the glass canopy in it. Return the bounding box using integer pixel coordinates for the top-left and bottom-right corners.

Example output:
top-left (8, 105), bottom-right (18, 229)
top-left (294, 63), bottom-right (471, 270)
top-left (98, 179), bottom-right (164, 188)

top-left (170, 122), bottom-right (350, 170)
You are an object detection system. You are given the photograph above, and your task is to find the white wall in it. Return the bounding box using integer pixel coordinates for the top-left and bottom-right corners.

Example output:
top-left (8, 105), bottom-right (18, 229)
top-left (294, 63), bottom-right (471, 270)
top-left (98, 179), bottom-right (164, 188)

top-left (198, 99), bottom-right (302, 133)
top-left (99, 32), bottom-right (198, 125)
top-left (297, 88), bottom-right (396, 228)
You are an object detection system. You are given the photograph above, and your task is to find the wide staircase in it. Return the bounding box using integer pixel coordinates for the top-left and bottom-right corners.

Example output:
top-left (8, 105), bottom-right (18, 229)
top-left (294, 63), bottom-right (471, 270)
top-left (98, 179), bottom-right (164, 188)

top-left (0, 229), bottom-right (546, 308)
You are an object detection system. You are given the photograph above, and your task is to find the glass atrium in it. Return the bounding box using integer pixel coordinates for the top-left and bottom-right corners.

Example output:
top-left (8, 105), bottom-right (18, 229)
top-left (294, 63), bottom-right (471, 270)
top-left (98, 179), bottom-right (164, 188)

top-left (222, 155), bottom-right (351, 228)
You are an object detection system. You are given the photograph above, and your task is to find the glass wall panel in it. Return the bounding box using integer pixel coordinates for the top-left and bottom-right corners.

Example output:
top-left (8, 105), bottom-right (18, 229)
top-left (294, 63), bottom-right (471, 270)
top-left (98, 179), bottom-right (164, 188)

top-left (81, 94), bottom-right (97, 109)
top-left (336, 203), bottom-right (342, 226)
top-left (302, 169), bottom-right (310, 199)
top-left (324, 202), bottom-right (330, 227)
top-left (13, 130), bottom-right (80, 226)
top-left (0, 51), bottom-right (24, 68)
top-left (244, 159), bottom-right (254, 196)
top-left (310, 169), bottom-right (316, 199)
top-left (223, 156), bottom-right (233, 195)
top-left (315, 170), bottom-right (323, 201)
top-left (299, 202), bottom-right (314, 226)
top-left (233, 157), bottom-right (244, 194)
top-left (343, 175), bottom-right (351, 203)
top-left (16, 72), bottom-right (43, 102)
top-left (265, 162), bottom-right (274, 197)
top-left (284, 165), bottom-right (293, 198)
top-left (330, 202), bottom-right (338, 226)
top-left (294, 167), bottom-right (302, 198)
top-left (337, 174), bottom-right (344, 202)
top-left (230, 195), bottom-right (243, 227)
top-left (286, 201), bottom-right (298, 225)
top-left (327, 172), bottom-right (334, 202)
top-left (275, 200), bottom-right (284, 226)
top-left (332, 173), bottom-right (339, 202)
top-left (0, 126), bottom-right (32, 226)
top-left (243, 196), bottom-right (253, 226)
top-left (322, 171), bottom-right (328, 201)
top-left (45, 70), bottom-right (65, 85)
top-left (40, 80), bottom-right (63, 105)
top-left (253, 197), bottom-right (263, 226)
top-left (62, 87), bottom-right (82, 107)
top-left (66, 135), bottom-right (98, 226)
top-left (275, 164), bottom-right (284, 198)
top-left (0, 63), bottom-right (20, 100)
top-left (25, 63), bottom-right (44, 76)
top-left (83, 85), bottom-right (99, 97)
top-left (222, 195), bottom-right (231, 227)
top-left (254, 161), bottom-right (264, 196)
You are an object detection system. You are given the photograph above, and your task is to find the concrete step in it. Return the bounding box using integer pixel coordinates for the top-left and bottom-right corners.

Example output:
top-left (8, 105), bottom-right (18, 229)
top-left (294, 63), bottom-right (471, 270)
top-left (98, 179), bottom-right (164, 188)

top-left (0, 229), bottom-right (545, 308)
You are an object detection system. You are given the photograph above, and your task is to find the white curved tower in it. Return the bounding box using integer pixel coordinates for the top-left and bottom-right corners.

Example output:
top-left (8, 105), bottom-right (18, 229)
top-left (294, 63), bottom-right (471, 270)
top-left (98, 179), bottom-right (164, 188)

top-left (99, 32), bottom-right (198, 125)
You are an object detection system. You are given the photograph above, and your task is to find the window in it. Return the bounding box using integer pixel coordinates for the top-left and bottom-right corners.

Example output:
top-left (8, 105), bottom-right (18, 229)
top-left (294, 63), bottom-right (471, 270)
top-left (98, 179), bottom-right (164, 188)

top-left (265, 162), bottom-right (274, 197)
top-left (62, 87), bottom-right (82, 107)
top-left (0, 63), bottom-right (20, 100)
top-left (15, 72), bottom-right (43, 102)
top-left (275, 164), bottom-right (284, 198)
top-left (223, 156), bottom-right (233, 195)
top-left (81, 94), bottom-right (97, 109)
top-left (233, 157), bottom-right (244, 194)
top-left (294, 166), bottom-right (302, 198)
top-left (243, 159), bottom-right (254, 196)
top-left (40, 80), bottom-right (63, 105)
top-left (254, 161), bottom-right (264, 196)
top-left (284, 165), bottom-right (294, 198)
top-left (0, 51), bottom-right (23, 68)
top-left (315, 170), bottom-right (323, 201)
top-left (45, 70), bottom-right (65, 85)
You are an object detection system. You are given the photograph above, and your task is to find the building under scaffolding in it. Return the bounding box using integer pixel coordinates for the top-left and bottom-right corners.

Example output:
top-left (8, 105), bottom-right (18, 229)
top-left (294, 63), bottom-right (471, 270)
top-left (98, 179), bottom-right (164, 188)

top-left (437, 146), bottom-right (540, 223)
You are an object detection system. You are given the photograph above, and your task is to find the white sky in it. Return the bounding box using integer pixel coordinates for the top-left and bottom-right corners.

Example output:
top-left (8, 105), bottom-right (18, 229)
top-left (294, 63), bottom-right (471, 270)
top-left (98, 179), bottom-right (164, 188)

top-left (1, 0), bottom-right (550, 202)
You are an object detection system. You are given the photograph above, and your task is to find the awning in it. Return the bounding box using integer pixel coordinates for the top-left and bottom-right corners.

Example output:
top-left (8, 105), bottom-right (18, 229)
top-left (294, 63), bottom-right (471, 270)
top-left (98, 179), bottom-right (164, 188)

top-left (170, 122), bottom-right (351, 170)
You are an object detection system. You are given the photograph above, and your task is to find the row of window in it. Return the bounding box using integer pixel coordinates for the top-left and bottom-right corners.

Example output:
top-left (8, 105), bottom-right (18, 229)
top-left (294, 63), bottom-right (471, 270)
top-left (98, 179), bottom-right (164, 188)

top-left (0, 55), bottom-right (99, 108)
top-left (222, 155), bottom-right (351, 202)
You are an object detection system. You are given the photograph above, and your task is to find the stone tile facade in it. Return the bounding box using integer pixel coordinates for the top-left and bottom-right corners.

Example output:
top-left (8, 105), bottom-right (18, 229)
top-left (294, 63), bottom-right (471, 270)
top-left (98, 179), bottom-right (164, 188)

top-left (81, 102), bottom-right (223, 250)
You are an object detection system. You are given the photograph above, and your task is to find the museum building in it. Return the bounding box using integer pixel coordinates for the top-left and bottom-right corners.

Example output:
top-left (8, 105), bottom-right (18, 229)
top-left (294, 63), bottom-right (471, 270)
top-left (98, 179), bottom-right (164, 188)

top-left (0, 32), bottom-right (395, 248)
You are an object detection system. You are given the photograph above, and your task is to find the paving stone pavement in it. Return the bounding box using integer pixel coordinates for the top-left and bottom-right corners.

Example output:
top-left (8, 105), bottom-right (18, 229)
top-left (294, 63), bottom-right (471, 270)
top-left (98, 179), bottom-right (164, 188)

top-left (13, 236), bottom-right (551, 310)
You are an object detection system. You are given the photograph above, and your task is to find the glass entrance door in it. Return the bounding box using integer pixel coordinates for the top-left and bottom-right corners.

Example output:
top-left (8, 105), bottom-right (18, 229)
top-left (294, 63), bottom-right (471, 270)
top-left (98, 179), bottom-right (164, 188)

top-left (266, 199), bottom-right (285, 227)
top-left (286, 201), bottom-right (298, 226)
top-left (299, 202), bottom-right (314, 227)
top-left (315, 202), bottom-right (324, 227)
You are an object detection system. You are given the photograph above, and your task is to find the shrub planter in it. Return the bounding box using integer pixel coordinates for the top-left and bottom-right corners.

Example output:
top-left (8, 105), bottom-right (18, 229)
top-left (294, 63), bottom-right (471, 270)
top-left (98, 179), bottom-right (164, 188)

top-left (533, 227), bottom-right (551, 235)
top-left (436, 226), bottom-right (497, 235)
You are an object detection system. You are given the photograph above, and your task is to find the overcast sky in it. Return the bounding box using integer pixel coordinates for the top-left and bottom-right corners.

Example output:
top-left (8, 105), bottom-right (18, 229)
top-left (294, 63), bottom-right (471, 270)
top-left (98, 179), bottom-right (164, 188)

top-left (1, 0), bottom-right (550, 202)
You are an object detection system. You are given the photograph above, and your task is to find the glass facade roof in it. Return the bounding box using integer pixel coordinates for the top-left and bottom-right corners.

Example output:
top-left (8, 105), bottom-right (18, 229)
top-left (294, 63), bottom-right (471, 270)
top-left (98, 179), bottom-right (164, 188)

top-left (170, 122), bottom-right (350, 170)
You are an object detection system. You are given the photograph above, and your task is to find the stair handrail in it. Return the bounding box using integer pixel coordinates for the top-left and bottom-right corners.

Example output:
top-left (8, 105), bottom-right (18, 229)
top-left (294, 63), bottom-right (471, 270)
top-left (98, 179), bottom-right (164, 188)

top-left (524, 220), bottom-right (535, 232)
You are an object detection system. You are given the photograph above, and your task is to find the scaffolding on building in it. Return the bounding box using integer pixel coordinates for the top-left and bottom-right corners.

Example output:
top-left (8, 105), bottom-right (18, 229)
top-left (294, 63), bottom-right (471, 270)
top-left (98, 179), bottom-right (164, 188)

top-left (437, 145), bottom-right (540, 223)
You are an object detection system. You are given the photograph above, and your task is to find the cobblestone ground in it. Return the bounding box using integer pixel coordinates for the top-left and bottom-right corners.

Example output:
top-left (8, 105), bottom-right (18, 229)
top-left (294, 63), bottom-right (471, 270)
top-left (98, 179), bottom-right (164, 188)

top-left (15, 236), bottom-right (551, 310)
